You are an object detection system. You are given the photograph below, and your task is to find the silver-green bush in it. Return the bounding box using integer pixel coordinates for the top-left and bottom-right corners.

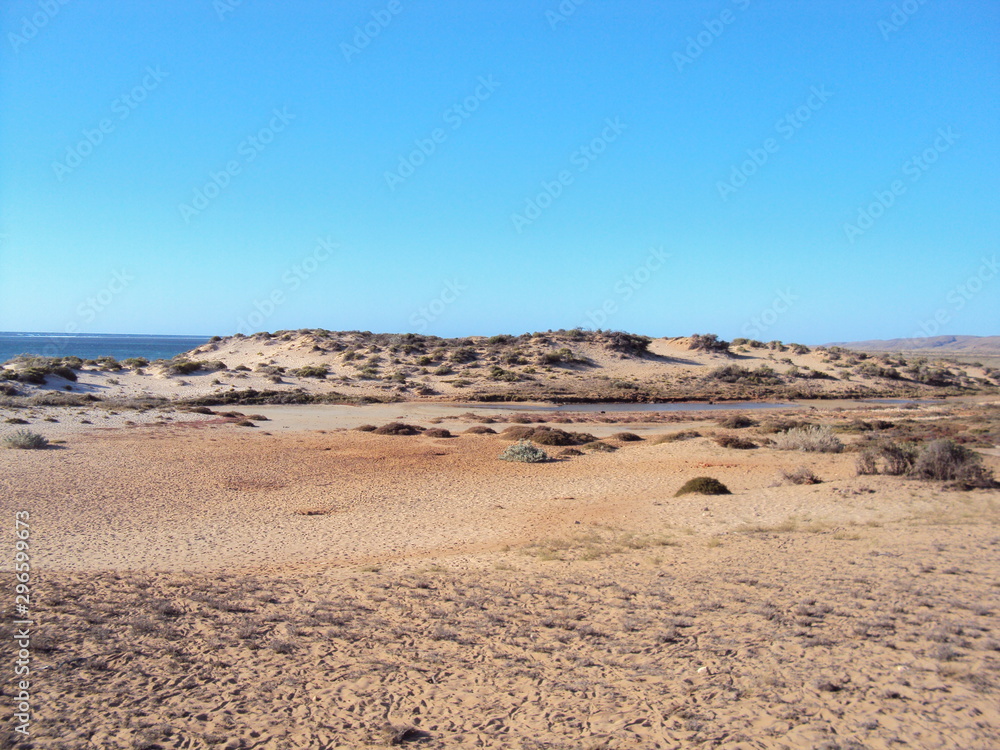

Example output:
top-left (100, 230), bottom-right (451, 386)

top-left (498, 440), bottom-right (549, 463)
top-left (772, 425), bottom-right (843, 453)
top-left (3, 429), bottom-right (49, 449)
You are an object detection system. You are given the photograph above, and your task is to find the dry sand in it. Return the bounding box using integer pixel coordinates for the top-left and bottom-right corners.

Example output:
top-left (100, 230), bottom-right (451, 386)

top-left (1, 400), bottom-right (998, 748)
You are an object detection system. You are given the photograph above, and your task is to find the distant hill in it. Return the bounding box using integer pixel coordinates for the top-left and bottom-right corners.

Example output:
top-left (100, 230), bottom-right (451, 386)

top-left (828, 335), bottom-right (1000, 356)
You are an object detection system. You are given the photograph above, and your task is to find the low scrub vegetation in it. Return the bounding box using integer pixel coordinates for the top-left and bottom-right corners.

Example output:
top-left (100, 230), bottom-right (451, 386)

top-left (689, 333), bottom-right (730, 353)
top-left (708, 365), bottom-right (782, 385)
top-left (715, 434), bottom-right (757, 450)
top-left (3, 429), bottom-right (49, 449)
top-left (169, 360), bottom-right (226, 376)
top-left (778, 467), bottom-right (822, 485)
top-left (772, 425), bottom-right (843, 453)
top-left (859, 438), bottom-right (996, 489)
top-left (675, 477), bottom-right (731, 496)
top-left (498, 440), bottom-right (549, 463)
top-left (373, 422), bottom-right (423, 436)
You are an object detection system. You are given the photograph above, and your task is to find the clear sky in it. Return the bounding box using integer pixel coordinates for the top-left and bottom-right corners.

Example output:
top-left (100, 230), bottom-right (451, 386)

top-left (1, 0), bottom-right (997, 343)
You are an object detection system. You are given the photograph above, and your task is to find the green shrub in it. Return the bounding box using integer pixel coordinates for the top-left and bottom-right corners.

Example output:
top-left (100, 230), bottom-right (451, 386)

top-left (689, 333), bottom-right (730, 353)
top-left (489, 366), bottom-right (519, 382)
top-left (295, 365), bottom-right (329, 378)
top-left (675, 477), bottom-right (731, 496)
top-left (450, 347), bottom-right (478, 363)
top-left (96, 356), bottom-right (122, 371)
top-left (499, 440), bottom-right (549, 463)
top-left (169, 360), bottom-right (224, 375)
top-left (16, 368), bottom-right (48, 385)
top-left (707, 365), bottom-right (781, 385)
top-left (3, 430), bottom-right (49, 449)
top-left (122, 358), bottom-right (149, 368)
top-left (603, 331), bottom-right (651, 356)
top-left (540, 348), bottom-right (582, 365)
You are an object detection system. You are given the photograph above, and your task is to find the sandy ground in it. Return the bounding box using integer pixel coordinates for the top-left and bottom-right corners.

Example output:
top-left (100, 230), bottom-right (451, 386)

top-left (0, 401), bottom-right (998, 748)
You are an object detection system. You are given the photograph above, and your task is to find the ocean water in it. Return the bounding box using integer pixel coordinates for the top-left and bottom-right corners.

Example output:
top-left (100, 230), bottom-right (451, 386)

top-left (0, 332), bottom-right (211, 364)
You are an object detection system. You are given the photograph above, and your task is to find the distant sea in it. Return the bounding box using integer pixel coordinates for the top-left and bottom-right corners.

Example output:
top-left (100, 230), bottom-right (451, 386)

top-left (0, 332), bottom-right (211, 364)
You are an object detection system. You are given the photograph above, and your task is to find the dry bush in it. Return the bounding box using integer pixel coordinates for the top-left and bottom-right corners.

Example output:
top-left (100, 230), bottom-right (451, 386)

top-left (651, 430), bottom-right (701, 444)
top-left (422, 428), bottom-right (452, 438)
top-left (715, 434), bottom-right (757, 450)
top-left (779, 466), bottom-right (822, 485)
top-left (856, 440), bottom-right (917, 476)
top-left (373, 422), bottom-right (423, 436)
top-left (773, 425), bottom-right (843, 453)
top-left (354, 424), bottom-right (377, 431)
top-left (611, 432), bottom-right (643, 441)
top-left (910, 439), bottom-right (996, 489)
top-left (716, 415), bottom-right (756, 429)
top-left (463, 425), bottom-right (497, 434)
top-left (3, 429), bottom-right (48, 449)
top-left (501, 425), bottom-right (536, 440)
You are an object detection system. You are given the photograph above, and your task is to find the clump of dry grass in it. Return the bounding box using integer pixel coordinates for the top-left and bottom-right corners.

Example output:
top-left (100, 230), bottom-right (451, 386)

top-left (610, 432), bottom-right (643, 442)
top-left (3, 429), bottom-right (48, 449)
top-left (422, 428), bottom-right (452, 438)
top-left (463, 425), bottom-right (497, 434)
top-left (651, 430), bottom-right (700, 444)
top-left (772, 425), bottom-right (843, 453)
top-left (778, 466), bottom-right (822, 485)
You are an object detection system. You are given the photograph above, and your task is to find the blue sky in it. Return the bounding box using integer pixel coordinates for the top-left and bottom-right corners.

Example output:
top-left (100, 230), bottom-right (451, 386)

top-left (1, 0), bottom-right (997, 343)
